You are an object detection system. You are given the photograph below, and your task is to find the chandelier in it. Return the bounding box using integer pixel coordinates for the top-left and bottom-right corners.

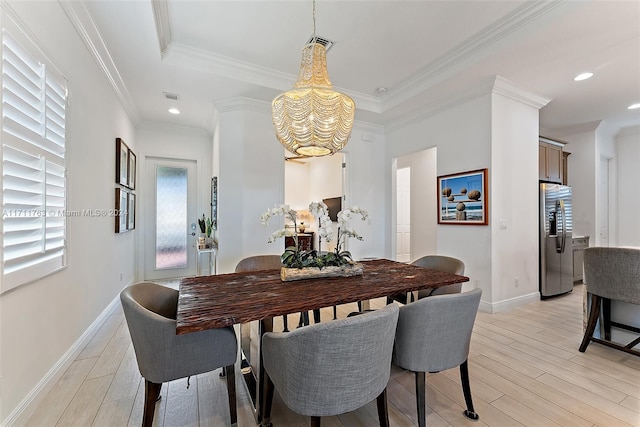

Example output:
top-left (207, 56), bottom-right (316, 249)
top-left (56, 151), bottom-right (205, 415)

top-left (272, 0), bottom-right (355, 157)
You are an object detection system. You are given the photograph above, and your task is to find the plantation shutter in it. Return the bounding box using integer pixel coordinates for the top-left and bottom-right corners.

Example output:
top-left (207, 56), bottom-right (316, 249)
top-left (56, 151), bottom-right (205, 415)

top-left (2, 27), bottom-right (67, 291)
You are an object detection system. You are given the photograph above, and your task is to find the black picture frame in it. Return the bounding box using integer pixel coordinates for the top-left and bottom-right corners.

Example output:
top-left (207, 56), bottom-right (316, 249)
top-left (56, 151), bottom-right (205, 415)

top-left (128, 192), bottom-right (136, 230)
top-left (128, 150), bottom-right (136, 190)
top-left (116, 138), bottom-right (129, 187)
top-left (211, 176), bottom-right (218, 230)
top-left (115, 187), bottom-right (128, 233)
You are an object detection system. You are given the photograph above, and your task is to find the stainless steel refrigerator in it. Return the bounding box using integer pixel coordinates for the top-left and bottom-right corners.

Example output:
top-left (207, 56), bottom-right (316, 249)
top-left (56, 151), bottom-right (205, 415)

top-left (540, 183), bottom-right (573, 298)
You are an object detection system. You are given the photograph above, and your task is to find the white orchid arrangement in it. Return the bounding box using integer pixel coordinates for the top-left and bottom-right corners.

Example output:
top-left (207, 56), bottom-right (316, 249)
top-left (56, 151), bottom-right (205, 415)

top-left (260, 204), bottom-right (298, 243)
top-left (261, 201), bottom-right (368, 269)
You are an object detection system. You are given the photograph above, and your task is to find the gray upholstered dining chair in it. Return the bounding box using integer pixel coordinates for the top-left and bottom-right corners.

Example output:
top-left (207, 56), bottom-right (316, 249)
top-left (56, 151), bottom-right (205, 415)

top-left (387, 255), bottom-right (465, 305)
top-left (120, 282), bottom-right (238, 427)
top-left (235, 254), bottom-right (320, 330)
top-left (394, 288), bottom-right (482, 427)
top-left (261, 304), bottom-right (400, 427)
top-left (235, 255), bottom-right (305, 331)
top-left (579, 247), bottom-right (640, 357)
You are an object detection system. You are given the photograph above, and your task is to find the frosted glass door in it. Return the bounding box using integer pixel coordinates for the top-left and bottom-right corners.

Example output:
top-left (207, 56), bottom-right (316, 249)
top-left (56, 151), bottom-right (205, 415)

top-left (155, 166), bottom-right (188, 269)
top-left (145, 158), bottom-right (197, 279)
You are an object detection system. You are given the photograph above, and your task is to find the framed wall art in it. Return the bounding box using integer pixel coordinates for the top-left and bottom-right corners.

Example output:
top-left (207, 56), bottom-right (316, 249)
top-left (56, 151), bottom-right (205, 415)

top-left (128, 192), bottom-right (136, 230)
top-left (128, 149), bottom-right (136, 190)
top-left (211, 176), bottom-right (218, 230)
top-left (115, 187), bottom-right (129, 233)
top-left (116, 138), bottom-right (129, 187)
top-left (437, 168), bottom-right (488, 225)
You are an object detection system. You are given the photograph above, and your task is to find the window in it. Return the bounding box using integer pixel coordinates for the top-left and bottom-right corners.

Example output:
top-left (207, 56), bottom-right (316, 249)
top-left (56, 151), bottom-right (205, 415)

top-left (1, 25), bottom-right (67, 292)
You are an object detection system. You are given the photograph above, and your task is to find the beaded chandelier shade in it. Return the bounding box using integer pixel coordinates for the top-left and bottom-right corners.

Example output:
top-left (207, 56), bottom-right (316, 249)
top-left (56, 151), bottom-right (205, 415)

top-left (272, 3), bottom-right (355, 157)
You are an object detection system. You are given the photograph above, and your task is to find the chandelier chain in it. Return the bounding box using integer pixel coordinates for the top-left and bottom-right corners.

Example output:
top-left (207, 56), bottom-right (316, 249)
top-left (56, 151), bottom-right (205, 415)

top-left (312, 0), bottom-right (316, 38)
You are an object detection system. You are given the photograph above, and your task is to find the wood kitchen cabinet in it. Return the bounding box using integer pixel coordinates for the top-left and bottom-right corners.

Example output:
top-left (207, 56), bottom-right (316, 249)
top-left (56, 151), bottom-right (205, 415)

top-left (539, 137), bottom-right (564, 183)
top-left (284, 233), bottom-right (314, 251)
top-left (562, 151), bottom-right (570, 185)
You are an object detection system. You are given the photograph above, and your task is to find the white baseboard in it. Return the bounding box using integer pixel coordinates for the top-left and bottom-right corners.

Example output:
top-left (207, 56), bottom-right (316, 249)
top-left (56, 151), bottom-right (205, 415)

top-left (480, 291), bottom-right (541, 314)
top-left (2, 295), bottom-right (121, 427)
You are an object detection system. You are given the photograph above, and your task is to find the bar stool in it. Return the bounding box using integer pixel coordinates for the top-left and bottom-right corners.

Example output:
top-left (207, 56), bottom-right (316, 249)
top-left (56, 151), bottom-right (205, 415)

top-left (579, 247), bottom-right (640, 357)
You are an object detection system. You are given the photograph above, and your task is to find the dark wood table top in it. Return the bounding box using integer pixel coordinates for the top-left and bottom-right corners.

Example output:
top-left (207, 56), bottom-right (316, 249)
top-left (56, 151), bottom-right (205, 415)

top-left (176, 258), bottom-right (469, 334)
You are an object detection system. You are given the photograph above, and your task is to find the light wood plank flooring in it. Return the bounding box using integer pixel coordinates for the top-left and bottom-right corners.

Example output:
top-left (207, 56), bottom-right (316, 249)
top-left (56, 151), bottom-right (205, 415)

top-left (26, 284), bottom-right (640, 426)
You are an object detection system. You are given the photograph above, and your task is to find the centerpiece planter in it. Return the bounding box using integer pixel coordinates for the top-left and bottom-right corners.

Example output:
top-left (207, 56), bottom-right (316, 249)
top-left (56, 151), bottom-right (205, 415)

top-left (281, 263), bottom-right (363, 282)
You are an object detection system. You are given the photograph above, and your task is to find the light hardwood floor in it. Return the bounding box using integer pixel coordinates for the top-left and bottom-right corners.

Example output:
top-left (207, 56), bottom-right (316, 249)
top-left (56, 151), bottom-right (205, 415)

top-left (25, 284), bottom-right (640, 427)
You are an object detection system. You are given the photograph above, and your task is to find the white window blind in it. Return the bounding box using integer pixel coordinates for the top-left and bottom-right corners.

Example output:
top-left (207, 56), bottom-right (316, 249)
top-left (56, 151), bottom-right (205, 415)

top-left (2, 27), bottom-right (67, 292)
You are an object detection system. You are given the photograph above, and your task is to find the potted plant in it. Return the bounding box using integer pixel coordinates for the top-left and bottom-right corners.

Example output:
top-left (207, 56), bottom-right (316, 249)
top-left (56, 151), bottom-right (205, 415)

top-left (261, 202), bottom-right (368, 281)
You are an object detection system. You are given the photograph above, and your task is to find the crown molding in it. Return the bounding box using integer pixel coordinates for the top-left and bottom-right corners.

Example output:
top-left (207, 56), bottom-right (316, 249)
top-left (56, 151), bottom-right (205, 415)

top-left (59, 0), bottom-right (141, 124)
top-left (215, 97), bottom-right (271, 114)
top-left (163, 43), bottom-right (381, 113)
top-left (214, 97), bottom-right (384, 136)
top-left (542, 120), bottom-right (603, 139)
top-left (353, 120), bottom-right (385, 135)
top-left (381, 1), bottom-right (565, 112)
top-left (386, 84), bottom-right (492, 133)
top-left (386, 75), bottom-right (551, 133)
top-left (491, 75), bottom-right (551, 109)
top-left (151, 0), bottom-right (171, 56)
top-left (616, 124), bottom-right (640, 138)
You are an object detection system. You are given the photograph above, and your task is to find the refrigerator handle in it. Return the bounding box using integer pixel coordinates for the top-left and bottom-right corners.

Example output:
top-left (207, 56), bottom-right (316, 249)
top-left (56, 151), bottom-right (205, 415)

top-left (559, 200), bottom-right (566, 253)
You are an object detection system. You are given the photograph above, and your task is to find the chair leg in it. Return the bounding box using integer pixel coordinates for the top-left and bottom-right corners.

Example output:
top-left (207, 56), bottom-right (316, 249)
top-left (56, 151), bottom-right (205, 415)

top-left (459, 360), bottom-right (479, 420)
top-left (310, 416), bottom-right (321, 427)
top-left (298, 311), bottom-right (310, 328)
top-left (313, 309), bottom-right (321, 323)
top-left (579, 294), bottom-right (601, 352)
top-left (143, 380), bottom-right (161, 427)
top-left (603, 298), bottom-right (612, 341)
top-left (415, 372), bottom-right (426, 427)
top-left (282, 315), bottom-right (289, 332)
top-left (333, 305), bottom-right (338, 319)
top-left (262, 371), bottom-right (275, 426)
top-left (376, 387), bottom-right (390, 427)
top-left (225, 364), bottom-right (237, 426)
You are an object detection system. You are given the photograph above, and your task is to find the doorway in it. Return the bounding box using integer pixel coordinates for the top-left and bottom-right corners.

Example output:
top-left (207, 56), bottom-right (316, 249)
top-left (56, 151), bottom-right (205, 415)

top-left (392, 147), bottom-right (438, 262)
top-left (144, 157), bottom-right (198, 279)
top-left (396, 167), bottom-right (411, 262)
top-left (284, 154), bottom-right (344, 253)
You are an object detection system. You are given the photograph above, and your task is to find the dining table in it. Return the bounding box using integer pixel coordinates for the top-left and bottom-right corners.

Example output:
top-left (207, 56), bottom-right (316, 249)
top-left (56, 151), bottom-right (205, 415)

top-left (176, 258), bottom-right (469, 426)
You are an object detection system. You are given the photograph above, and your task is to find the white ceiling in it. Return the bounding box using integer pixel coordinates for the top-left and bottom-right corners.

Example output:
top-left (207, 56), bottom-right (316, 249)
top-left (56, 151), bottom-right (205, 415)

top-left (77, 0), bottom-right (640, 136)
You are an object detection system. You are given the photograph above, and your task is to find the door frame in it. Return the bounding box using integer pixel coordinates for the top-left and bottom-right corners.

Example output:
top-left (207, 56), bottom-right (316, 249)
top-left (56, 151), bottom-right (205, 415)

top-left (136, 152), bottom-right (207, 281)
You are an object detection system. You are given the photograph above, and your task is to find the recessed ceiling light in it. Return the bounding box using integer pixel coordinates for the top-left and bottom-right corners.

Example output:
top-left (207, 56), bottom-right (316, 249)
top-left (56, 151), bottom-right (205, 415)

top-left (628, 103), bottom-right (640, 110)
top-left (168, 108), bottom-right (180, 115)
top-left (573, 72), bottom-right (593, 81)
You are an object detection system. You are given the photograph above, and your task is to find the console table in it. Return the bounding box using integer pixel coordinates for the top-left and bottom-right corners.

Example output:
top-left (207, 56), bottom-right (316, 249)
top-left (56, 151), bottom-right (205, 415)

top-left (195, 243), bottom-right (217, 276)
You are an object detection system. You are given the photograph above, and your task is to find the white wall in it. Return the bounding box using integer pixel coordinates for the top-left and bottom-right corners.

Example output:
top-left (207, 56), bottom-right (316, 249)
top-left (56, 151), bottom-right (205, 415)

top-left (561, 131), bottom-right (597, 240)
top-left (284, 161), bottom-right (310, 210)
top-left (386, 77), bottom-right (548, 311)
top-left (340, 125), bottom-right (387, 260)
top-left (616, 126), bottom-right (640, 246)
top-left (215, 103), bottom-right (285, 273)
top-left (0, 2), bottom-right (137, 422)
top-left (490, 91), bottom-right (541, 303)
top-left (387, 95), bottom-right (494, 301)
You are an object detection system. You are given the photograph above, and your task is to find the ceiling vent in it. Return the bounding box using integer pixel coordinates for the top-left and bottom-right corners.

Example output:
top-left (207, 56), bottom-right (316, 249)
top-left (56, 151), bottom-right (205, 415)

top-left (307, 35), bottom-right (334, 52)
top-left (163, 92), bottom-right (180, 101)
